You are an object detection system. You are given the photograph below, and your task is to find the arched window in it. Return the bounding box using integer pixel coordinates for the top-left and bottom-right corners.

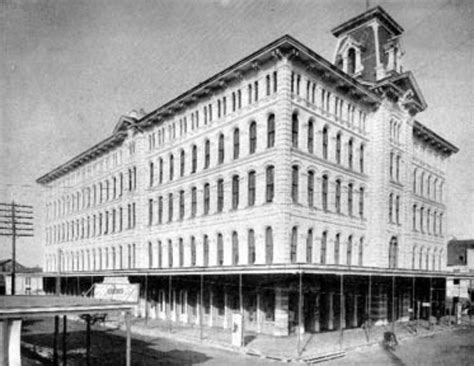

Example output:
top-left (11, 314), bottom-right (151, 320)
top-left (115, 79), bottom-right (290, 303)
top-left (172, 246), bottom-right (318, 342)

top-left (348, 138), bottom-right (354, 169)
top-left (191, 145), bottom-right (197, 173)
top-left (168, 193), bottom-right (173, 222)
top-left (233, 129), bottom-right (240, 159)
top-left (418, 247), bottom-right (423, 269)
top-left (413, 168), bottom-right (417, 193)
top-left (292, 113), bottom-right (299, 148)
top-left (359, 144), bottom-right (365, 173)
top-left (249, 122), bottom-right (257, 154)
top-left (388, 236), bottom-right (398, 269)
top-left (359, 187), bottom-right (365, 217)
top-left (322, 175), bottom-right (329, 211)
top-left (420, 207), bottom-right (424, 232)
top-left (290, 227), bottom-right (298, 263)
top-left (358, 237), bottom-right (363, 266)
top-left (179, 190), bottom-right (185, 220)
top-left (347, 235), bottom-right (353, 266)
top-left (188, 238), bottom-right (195, 265)
top-left (427, 209), bottom-right (431, 234)
top-left (248, 170), bottom-right (256, 206)
top-left (180, 150), bottom-right (185, 177)
top-left (420, 172), bottom-right (425, 196)
top-left (178, 238), bottom-right (184, 267)
top-left (232, 175), bottom-right (239, 209)
top-left (203, 235), bottom-right (209, 266)
top-left (413, 204), bottom-right (417, 231)
top-left (335, 179), bottom-right (341, 213)
top-left (334, 233), bottom-right (340, 264)
top-left (204, 139), bottom-right (210, 169)
top-left (169, 154), bottom-right (174, 181)
top-left (245, 229), bottom-right (255, 264)
top-left (389, 193), bottom-right (393, 222)
top-left (148, 242), bottom-right (153, 268)
top-left (265, 227), bottom-right (273, 264)
top-left (149, 162), bottom-right (154, 186)
top-left (306, 229), bottom-right (313, 263)
top-left (347, 183), bottom-right (353, 216)
top-left (291, 165), bottom-right (299, 203)
top-left (266, 166), bottom-right (274, 203)
top-left (390, 152), bottom-right (394, 179)
top-left (412, 245), bottom-right (416, 269)
top-left (322, 126), bottom-right (329, 160)
top-left (396, 155), bottom-right (401, 181)
top-left (217, 233), bottom-right (224, 265)
top-left (157, 241), bottom-right (162, 268)
top-left (191, 187), bottom-right (197, 217)
top-left (217, 179), bottom-right (224, 213)
top-left (307, 120), bottom-right (314, 153)
top-left (427, 176), bottom-right (431, 198)
top-left (232, 231), bottom-right (239, 265)
top-left (267, 114), bottom-right (275, 148)
top-left (307, 170), bottom-right (314, 207)
top-left (203, 183), bottom-right (210, 215)
top-left (218, 134), bottom-right (225, 164)
top-left (347, 48), bottom-right (356, 74)
top-left (336, 133), bottom-right (342, 164)
top-left (168, 240), bottom-right (173, 268)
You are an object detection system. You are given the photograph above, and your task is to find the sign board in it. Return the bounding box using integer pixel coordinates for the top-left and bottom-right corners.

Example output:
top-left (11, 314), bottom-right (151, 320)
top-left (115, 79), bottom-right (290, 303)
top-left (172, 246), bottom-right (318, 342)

top-left (422, 302), bottom-right (431, 307)
top-left (94, 283), bottom-right (140, 303)
top-left (231, 313), bottom-right (243, 347)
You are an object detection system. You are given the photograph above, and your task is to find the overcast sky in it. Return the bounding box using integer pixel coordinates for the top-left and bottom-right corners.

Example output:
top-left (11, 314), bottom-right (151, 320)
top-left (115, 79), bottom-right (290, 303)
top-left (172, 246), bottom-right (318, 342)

top-left (1, 0), bottom-right (473, 267)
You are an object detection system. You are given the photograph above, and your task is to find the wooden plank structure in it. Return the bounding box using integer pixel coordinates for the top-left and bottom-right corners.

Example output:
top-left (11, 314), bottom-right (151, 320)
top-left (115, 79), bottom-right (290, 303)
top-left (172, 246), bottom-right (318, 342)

top-left (0, 295), bottom-right (135, 366)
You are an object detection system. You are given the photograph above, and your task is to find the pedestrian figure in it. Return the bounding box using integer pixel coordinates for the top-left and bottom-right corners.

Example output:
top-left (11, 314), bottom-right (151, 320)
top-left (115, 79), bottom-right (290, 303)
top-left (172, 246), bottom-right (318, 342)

top-left (383, 331), bottom-right (398, 351)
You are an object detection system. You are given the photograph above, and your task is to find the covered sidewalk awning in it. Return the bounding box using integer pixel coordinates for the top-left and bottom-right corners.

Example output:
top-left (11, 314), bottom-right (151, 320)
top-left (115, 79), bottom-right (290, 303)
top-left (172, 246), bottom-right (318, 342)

top-left (0, 296), bottom-right (136, 366)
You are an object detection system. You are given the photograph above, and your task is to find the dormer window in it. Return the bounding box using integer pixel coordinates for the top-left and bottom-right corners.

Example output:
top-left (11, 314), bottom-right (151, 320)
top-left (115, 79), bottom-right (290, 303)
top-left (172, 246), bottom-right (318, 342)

top-left (347, 48), bottom-right (356, 75)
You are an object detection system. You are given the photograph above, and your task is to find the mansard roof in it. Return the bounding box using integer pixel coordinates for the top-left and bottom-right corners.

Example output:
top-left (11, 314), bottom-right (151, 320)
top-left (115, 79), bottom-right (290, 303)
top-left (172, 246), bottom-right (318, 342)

top-left (413, 120), bottom-right (459, 156)
top-left (331, 6), bottom-right (404, 37)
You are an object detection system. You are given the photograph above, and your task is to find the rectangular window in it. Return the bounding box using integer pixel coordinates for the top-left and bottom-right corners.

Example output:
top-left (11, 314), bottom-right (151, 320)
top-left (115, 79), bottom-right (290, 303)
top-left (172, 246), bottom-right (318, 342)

top-left (158, 196), bottom-right (163, 224)
top-left (204, 184), bottom-right (210, 215)
top-left (254, 80), bottom-right (258, 101)
top-left (308, 171), bottom-right (314, 207)
top-left (266, 75), bottom-right (271, 96)
top-left (148, 198), bottom-right (153, 225)
top-left (291, 166), bottom-right (299, 203)
top-left (273, 71), bottom-right (277, 92)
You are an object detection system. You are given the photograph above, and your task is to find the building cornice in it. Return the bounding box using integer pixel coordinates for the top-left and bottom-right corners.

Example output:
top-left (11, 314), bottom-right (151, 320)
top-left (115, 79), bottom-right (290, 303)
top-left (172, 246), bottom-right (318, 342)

top-left (413, 120), bottom-right (459, 156)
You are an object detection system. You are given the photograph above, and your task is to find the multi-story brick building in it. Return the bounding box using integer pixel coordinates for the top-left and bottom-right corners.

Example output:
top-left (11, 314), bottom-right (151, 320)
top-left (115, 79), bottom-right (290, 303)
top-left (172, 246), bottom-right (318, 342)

top-left (38, 6), bottom-right (458, 336)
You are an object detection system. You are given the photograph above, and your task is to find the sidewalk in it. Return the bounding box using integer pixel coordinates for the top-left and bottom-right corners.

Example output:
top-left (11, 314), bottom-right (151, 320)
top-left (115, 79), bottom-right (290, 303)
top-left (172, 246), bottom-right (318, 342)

top-left (106, 316), bottom-right (466, 363)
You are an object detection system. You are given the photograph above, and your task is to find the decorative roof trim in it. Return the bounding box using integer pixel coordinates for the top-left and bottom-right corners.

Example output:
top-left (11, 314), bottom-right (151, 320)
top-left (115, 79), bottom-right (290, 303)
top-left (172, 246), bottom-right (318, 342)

top-left (331, 6), bottom-right (404, 37)
top-left (36, 131), bottom-right (128, 184)
top-left (413, 120), bottom-right (459, 155)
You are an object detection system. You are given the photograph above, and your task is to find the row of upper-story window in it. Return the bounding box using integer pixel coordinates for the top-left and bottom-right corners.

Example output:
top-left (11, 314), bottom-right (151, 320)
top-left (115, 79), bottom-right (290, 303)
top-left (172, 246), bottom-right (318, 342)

top-left (46, 243), bottom-right (138, 273)
top-left (46, 202), bottom-right (137, 245)
top-left (291, 113), bottom-right (366, 174)
top-left (412, 167), bottom-right (444, 202)
top-left (148, 113), bottom-right (366, 188)
top-left (411, 244), bottom-right (444, 271)
top-left (291, 227), bottom-right (364, 266)
top-left (387, 236), bottom-right (443, 271)
top-left (147, 166), bottom-right (366, 224)
top-left (290, 71), bottom-right (367, 133)
top-left (55, 148), bottom-right (126, 191)
top-left (148, 71), bottom-right (278, 151)
top-left (47, 166), bottom-right (137, 221)
top-left (412, 204), bottom-right (444, 237)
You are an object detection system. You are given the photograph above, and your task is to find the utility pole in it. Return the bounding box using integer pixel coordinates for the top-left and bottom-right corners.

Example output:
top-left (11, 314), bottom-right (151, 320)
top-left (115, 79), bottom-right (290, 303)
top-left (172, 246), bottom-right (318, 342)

top-left (0, 201), bottom-right (34, 295)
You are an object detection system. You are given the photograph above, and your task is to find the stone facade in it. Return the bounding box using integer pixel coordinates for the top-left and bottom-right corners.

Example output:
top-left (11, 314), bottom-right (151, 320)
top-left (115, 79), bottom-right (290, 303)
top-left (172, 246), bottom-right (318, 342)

top-left (38, 7), bottom-right (458, 336)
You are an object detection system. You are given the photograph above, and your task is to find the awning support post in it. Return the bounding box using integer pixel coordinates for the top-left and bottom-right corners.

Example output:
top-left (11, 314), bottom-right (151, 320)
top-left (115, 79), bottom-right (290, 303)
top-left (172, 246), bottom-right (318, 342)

top-left (145, 274), bottom-right (149, 325)
top-left (297, 271), bottom-right (303, 356)
top-left (367, 275), bottom-right (372, 342)
top-left (86, 315), bottom-right (91, 366)
top-left (339, 274), bottom-right (344, 347)
top-left (239, 273), bottom-right (244, 347)
top-left (200, 274), bottom-right (204, 340)
top-left (53, 315), bottom-right (59, 366)
top-left (429, 277), bottom-right (433, 330)
top-left (125, 311), bottom-right (131, 366)
top-left (168, 275), bottom-right (172, 333)
top-left (62, 315), bottom-right (67, 366)
top-left (391, 276), bottom-right (395, 332)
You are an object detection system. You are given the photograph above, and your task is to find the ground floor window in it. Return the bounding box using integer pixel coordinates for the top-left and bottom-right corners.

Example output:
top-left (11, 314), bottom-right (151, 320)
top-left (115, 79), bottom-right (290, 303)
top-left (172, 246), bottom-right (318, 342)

top-left (261, 290), bottom-right (275, 321)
